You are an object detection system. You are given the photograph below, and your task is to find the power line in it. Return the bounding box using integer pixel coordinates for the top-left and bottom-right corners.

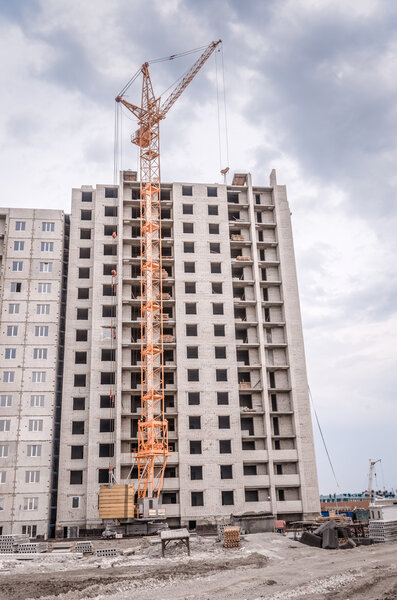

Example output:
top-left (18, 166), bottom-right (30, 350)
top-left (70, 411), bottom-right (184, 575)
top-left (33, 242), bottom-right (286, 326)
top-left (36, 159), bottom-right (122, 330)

top-left (309, 387), bottom-right (340, 489)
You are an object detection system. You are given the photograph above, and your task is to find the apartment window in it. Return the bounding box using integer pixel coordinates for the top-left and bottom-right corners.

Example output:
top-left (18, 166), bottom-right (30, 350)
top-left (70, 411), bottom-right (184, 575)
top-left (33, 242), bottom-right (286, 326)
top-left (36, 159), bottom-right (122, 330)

top-left (80, 228), bottom-right (91, 239)
top-left (27, 445), bottom-right (41, 457)
top-left (101, 372), bottom-right (115, 385)
top-left (190, 466), bottom-right (203, 480)
top-left (217, 392), bottom-right (229, 405)
top-left (191, 491), bottom-right (204, 507)
top-left (103, 263), bottom-right (117, 276)
top-left (189, 416), bottom-right (201, 430)
top-left (24, 497), bottom-right (38, 511)
top-left (39, 262), bottom-right (52, 272)
top-left (222, 490), bottom-right (234, 505)
top-left (216, 369), bottom-right (227, 382)
top-left (0, 395), bottom-right (12, 407)
top-left (212, 282), bottom-right (223, 294)
top-left (215, 347), bottom-right (226, 359)
top-left (182, 185), bottom-right (193, 196)
top-left (104, 225), bottom-right (117, 236)
top-left (72, 421), bottom-right (85, 435)
top-left (210, 243), bottom-right (220, 254)
top-left (73, 397), bottom-right (85, 410)
top-left (81, 210), bottom-right (92, 221)
top-left (186, 346), bottom-right (199, 359)
top-left (103, 284), bottom-right (116, 297)
top-left (79, 247), bottom-right (91, 259)
top-left (220, 465), bottom-right (233, 479)
top-left (219, 440), bottom-right (231, 454)
top-left (78, 288), bottom-right (89, 300)
top-left (25, 471), bottom-right (40, 484)
top-left (211, 262), bottom-right (221, 274)
top-left (8, 303), bottom-right (19, 314)
top-left (207, 187), bottom-right (217, 197)
top-left (0, 445), bottom-right (8, 458)
top-left (185, 282), bottom-right (196, 293)
top-left (105, 187), bottom-right (118, 198)
top-left (100, 419), bottom-right (114, 433)
top-left (74, 374), bottom-right (86, 387)
top-left (214, 324), bottom-right (225, 336)
top-left (184, 242), bottom-right (194, 253)
top-left (33, 348), bottom-right (47, 360)
top-left (213, 303), bottom-right (224, 315)
top-left (0, 420), bottom-right (10, 433)
top-left (12, 261), bottom-right (23, 271)
top-left (182, 203), bottom-right (193, 214)
top-left (78, 267), bottom-right (90, 279)
top-left (75, 351), bottom-right (87, 364)
top-left (36, 304), bottom-right (50, 315)
top-left (81, 191), bottom-right (92, 202)
top-left (100, 395), bottom-right (113, 408)
top-left (40, 242), bottom-right (54, 252)
top-left (186, 324), bottom-right (197, 336)
top-left (3, 371), bottom-right (15, 383)
top-left (104, 244), bottom-right (117, 255)
top-left (7, 326), bottom-right (18, 337)
top-left (185, 303), bottom-right (197, 316)
top-left (269, 372), bottom-right (276, 388)
top-left (245, 490), bottom-right (259, 502)
top-left (101, 349), bottom-right (116, 362)
top-left (183, 222), bottom-right (194, 233)
top-left (30, 395), bottom-right (44, 407)
top-left (99, 443), bottom-right (114, 457)
top-left (208, 204), bottom-right (218, 214)
top-left (5, 348), bottom-right (16, 359)
top-left (276, 464), bottom-right (283, 475)
top-left (10, 282), bottom-right (21, 292)
top-left (105, 206), bottom-right (118, 216)
top-left (189, 441), bottom-right (202, 454)
top-left (188, 392), bottom-right (200, 405)
top-left (35, 326), bottom-right (48, 337)
top-left (42, 222), bottom-right (55, 232)
top-left (71, 446), bottom-right (84, 459)
top-left (28, 418), bottom-right (43, 433)
top-left (76, 329), bottom-right (88, 341)
top-left (184, 262), bottom-right (195, 273)
top-left (97, 469), bottom-right (109, 484)
top-left (14, 241), bottom-right (24, 251)
top-left (102, 305), bottom-right (116, 318)
top-left (15, 221), bottom-right (26, 231)
top-left (77, 308), bottom-right (88, 320)
top-left (187, 369), bottom-right (199, 382)
top-left (72, 496), bottom-right (80, 508)
top-left (209, 223), bottom-right (219, 234)
top-left (0, 472), bottom-right (6, 485)
top-left (38, 283), bottom-right (51, 293)
top-left (102, 327), bottom-right (112, 339)
top-left (0, 498), bottom-right (4, 510)
top-left (218, 415), bottom-right (230, 429)
top-left (70, 471), bottom-right (83, 485)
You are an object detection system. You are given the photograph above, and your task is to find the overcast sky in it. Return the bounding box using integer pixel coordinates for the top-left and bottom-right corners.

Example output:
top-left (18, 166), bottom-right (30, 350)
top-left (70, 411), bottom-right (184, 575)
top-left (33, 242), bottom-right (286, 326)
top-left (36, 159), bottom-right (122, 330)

top-left (1, 0), bottom-right (396, 495)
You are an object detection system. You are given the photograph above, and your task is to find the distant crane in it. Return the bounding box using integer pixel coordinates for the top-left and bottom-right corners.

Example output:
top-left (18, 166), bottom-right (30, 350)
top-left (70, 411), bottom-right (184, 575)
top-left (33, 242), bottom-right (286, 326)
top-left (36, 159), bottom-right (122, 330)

top-left (367, 458), bottom-right (381, 503)
top-left (116, 40), bottom-right (222, 504)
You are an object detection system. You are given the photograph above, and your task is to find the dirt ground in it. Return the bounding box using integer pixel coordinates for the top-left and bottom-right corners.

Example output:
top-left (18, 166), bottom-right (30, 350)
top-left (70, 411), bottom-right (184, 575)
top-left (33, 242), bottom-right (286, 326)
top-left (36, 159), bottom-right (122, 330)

top-left (1, 533), bottom-right (397, 600)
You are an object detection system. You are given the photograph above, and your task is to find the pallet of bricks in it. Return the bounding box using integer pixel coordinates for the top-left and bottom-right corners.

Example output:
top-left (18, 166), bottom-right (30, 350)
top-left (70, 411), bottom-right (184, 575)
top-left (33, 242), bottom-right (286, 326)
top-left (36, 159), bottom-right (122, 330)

top-left (369, 520), bottom-right (397, 542)
top-left (223, 526), bottom-right (240, 548)
top-left (0, 535), bottom-right (29, 554)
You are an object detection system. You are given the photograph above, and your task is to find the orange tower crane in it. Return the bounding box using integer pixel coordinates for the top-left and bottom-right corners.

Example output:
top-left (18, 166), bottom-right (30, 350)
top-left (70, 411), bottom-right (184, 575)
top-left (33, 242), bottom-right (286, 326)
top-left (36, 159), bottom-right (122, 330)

top-left (116, 40), bottom-right (222, 502)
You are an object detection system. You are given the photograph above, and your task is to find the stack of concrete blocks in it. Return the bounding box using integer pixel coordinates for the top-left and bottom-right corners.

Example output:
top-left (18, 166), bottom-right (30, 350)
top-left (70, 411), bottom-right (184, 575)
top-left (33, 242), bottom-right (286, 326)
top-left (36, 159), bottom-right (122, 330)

top-left (369, 503), bottom-right (397, 542)
top-left (96, 548), bottom-right (118, 557)
top-left (0, 534), bottom-right (30, 553)
top-left (75, 541), bottom-right (94, 554)
top-left (17, 542), bottom-right (48, 553)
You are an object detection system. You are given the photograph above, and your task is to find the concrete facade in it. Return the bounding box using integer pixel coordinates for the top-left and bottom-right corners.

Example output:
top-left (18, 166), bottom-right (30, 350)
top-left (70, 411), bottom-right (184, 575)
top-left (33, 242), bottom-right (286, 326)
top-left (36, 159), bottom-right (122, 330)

top-left (0, 208), bottom-right (65, 537)
top-left (55, 170), bottom-right (319, 536)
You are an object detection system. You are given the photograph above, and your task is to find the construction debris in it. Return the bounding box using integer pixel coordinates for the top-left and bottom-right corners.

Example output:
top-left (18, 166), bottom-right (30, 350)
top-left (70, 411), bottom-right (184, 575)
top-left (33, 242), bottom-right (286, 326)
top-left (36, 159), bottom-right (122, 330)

top-left (299, 519), bottom-right (370, 550)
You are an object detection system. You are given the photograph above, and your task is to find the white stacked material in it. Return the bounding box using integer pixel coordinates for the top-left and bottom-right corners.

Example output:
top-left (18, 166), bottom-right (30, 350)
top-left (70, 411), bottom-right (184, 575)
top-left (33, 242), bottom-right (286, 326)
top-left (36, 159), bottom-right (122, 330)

top-left (369, 520), bottom-right (397, 542)
top-left (75, 541), bottom-right (94, 554)
top-left (17, 542), bottom-right (48, 553)
top-left (96, 548), bottom-right (118, 557)
top-left (0, 534), bottom-right (29, 553)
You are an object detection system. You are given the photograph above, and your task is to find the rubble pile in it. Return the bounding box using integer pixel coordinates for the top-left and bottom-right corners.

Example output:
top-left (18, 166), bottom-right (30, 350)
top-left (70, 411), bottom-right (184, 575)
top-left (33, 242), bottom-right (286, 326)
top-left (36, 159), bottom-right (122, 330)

top-left (299, 520), bottom-right (373, 550)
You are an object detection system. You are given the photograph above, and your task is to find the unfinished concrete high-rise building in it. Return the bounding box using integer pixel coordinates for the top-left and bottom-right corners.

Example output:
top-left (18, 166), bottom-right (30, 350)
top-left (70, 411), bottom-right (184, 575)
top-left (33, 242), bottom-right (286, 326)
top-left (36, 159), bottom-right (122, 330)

top-left (0, 208), bottom-right (66, 537)
top-left (55, 170), bottom-right (320, 536)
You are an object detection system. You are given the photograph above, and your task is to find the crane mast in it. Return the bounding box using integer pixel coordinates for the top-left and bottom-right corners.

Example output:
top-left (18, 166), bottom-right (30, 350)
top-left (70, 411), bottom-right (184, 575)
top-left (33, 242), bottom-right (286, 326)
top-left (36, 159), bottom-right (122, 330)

top-left (116, 40), bottom-right (221, 503)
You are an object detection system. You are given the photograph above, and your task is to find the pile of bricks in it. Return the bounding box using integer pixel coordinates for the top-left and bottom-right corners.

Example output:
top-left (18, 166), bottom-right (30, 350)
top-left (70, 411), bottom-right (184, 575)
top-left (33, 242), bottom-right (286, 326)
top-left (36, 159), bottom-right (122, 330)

top-left (75, 541), bottom-right (94, 554)
top-left (17, 542), bottom-right (48, 553)
top-left (96, 548), bottom-right (118, 557)
top-left (369, 520), bottom-right (397, 542)
top-left (0, 535), bottom-right (29, 553)
top-left (223, 526), bottom-right (240, 548)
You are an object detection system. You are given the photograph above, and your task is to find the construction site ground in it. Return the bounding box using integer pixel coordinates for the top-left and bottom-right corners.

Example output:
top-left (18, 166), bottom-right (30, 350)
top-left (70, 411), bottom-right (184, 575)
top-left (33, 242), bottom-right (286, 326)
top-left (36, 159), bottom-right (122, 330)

top-left (1, 532), bottom-right (397, 600)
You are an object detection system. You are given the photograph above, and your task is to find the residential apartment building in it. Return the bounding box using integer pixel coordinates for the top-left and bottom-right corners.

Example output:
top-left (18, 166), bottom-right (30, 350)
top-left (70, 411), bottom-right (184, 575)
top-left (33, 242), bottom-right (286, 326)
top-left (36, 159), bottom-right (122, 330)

top-left (55, 170), bottom-right (320, 536)
top-left (0, 208), bottom-right (65, 537)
